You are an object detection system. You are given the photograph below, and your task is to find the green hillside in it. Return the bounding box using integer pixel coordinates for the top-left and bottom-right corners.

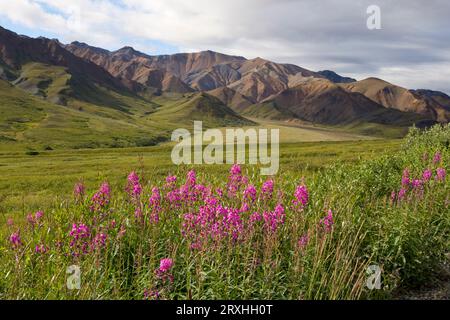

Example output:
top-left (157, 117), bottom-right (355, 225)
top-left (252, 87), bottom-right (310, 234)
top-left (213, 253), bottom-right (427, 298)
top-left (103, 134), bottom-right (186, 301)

top-left (0, 78), bottom-right (165, 150)
top-left (0, 73), bottom-right (255, 151)
top-left (150, 92), bottom-right (255, 127)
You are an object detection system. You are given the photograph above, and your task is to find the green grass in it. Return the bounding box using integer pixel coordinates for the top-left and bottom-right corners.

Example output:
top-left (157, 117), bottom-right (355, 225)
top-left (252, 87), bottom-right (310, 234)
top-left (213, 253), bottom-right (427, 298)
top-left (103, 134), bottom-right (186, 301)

top-left (13, 62), bottom-right (72, 104)
top-left (0, 139), bottom-right (400, 218)
top-left (0, 125), bottom-right (447, 300)
top-left (150, 92), bottom-right (254, 127)
top-left (0, 78), bottom-right (168, 150)
top-left (1, 63), bottom-right (448, 300)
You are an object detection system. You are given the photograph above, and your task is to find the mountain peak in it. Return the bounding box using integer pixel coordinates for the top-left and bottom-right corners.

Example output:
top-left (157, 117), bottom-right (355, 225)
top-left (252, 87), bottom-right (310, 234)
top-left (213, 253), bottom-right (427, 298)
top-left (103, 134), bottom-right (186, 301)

top-left (317, 70), bottom-right (356, 83)
top-left (65, 41), bottom-right (111, 56)
top-left (70, 41), bottom-right (90, 47)
top-left (115, 46), bottom-right (138, 54)
top-left (112, 46), bottom-right (151, 59)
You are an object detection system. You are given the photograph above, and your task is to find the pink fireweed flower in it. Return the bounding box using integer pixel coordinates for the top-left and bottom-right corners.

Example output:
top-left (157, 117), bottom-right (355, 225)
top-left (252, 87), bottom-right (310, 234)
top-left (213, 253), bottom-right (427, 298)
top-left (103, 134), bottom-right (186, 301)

top-left (227, 165), bottom-right (245, 197)
top-left (9, 231), bottom-right (22, 249)
top-left (159, 258), bottom-right (173, 273)
top-left (133, 183), bottom-right (142, 196)
top-left (411, 179), bottom-right (422, 189)
top-left (390, 190), bottom-right (396, 203)
top-left (134, 207), bottom-right (143, 221)
top-left (70, 223), bottom-right (90, 240)
top-left (293, 185), bottom-right (309, 209)
top-left (186, 170), bottom-right (197, 186)
top-left (249, 212), bottom-right (262, 225)
top-left (223, 208), bottom-right (243, 241)
top-left (126, 171), bottom-right (142, 198)
top-left (321, 210), bottom-right (334, 233)
top-left (261, 179), bottom-right (274, 199)
top-left (166, 188), bottom-right (182, 207)
top-left (193, 184), bottom-right (211, 202)
top-left (149, 187), bottom-right (161, 208)
top-left (298, 233), bottom-right (309, 249)
top-left (398, 188), bottom-right (407, 201)
top-left (155, 258), bottom-right (175, 283)
top-left (92, 233), bottom-right (107, 249)
top-left (179, 184), bottom-right (191, 202)
top-left (27, 210), bottom-right (44, 228)
top-left (165, 175), bottom-right (177, 188)
top-left (401, 168), bottom-right (411, 187)
top-left (436, 168), bottom-right (446, 182)
top-left (90, 182), bottom-right (111, 212)
top-left (73, 182), bottom-right (85, 201)
top-left (69, 223), bottom-right (91, 256)
top-left (422, 169), bottom-right (432, 182)
top-left (205, 196), bottom-right (218, 207)
top-left (149, 212), bottom-right (159, 224)
top-left (263, 204), bottom-right (285, 232)
top-left (240, 202), bottom-right (250, 213)
top-left (433, 152), bottom-right (442, 164)
top-left (7, 218), bottom-right (14, 226)
top-left (35, 210), bottom-right (43, 220)
top-left (35, 244), bottom-right (49, 254)
top-left (243, 184), bottom-right (257, 202)
top-left (26, 213), bottom-right (34, 225)
top-left (127, 171), bottom-right (139, 185)
top-left (230, 164), bottom-right (242, 176)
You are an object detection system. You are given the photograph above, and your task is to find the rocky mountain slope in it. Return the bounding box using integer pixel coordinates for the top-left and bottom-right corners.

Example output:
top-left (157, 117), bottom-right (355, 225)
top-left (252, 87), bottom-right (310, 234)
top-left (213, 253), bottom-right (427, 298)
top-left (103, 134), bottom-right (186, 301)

top-left (0, 25), bottom-right (448, 150)
top-left (257, 78), bottom-right (428, 126)
top-left (341, 78), bottom-right (450, 122)
top-left (65, 40), bottom-right (449, 124)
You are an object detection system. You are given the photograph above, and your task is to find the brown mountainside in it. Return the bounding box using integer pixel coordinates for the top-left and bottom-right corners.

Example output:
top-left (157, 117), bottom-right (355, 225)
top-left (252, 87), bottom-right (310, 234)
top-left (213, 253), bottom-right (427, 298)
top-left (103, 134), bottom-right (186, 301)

top-left (261, 78), bottom-right (429, 125)
top-left (65, 42), bottom-right (324, 102)
top-left (341, 78), bottom-right (450, 122)
top-left (0, 27), bottom-right (131, 93)
top-left (1, 25), bottom-right (448, 128)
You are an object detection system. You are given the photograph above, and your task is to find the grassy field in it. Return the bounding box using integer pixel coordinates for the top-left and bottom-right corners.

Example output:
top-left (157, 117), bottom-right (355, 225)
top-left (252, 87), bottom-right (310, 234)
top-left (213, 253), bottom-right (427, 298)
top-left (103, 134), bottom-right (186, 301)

top-left (0, 139), bottom-right (400, 217)
top-left (0, 125), bottom-right (447, 299)
top-left (0, 68), bottom-right (448, 300)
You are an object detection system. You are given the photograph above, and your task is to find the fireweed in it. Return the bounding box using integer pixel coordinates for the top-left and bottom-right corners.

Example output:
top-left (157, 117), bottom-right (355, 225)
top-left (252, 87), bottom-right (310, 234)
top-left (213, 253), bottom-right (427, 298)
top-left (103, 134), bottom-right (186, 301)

top-left (1, 125), bottom-right (449, 300)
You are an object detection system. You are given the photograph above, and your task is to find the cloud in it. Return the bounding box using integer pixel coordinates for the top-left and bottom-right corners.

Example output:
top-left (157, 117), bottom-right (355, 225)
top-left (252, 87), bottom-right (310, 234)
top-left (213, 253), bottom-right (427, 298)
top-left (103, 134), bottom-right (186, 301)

top-left (0, 0), bottom-right (66, 31)
top-left (0, 0), bottom-right (449, 93)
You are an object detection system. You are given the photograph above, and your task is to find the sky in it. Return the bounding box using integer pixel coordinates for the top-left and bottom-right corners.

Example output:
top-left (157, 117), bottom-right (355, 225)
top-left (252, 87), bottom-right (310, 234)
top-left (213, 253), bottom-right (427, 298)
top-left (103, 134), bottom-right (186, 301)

top-left (0, 0), bottom-right (449, 94)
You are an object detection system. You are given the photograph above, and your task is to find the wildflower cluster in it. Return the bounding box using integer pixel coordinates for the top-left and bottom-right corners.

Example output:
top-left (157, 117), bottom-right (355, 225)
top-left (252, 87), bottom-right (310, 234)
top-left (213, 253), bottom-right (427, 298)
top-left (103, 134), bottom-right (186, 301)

top-left (90, 182), bottom-right (111, 212)
top-left (392, 151), bottom-right (447, 203)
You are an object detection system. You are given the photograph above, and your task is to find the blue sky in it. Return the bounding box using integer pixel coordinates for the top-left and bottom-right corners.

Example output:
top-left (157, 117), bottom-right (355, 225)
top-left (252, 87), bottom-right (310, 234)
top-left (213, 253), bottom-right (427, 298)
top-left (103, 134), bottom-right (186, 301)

top-left (0, 0), bottom-right (449, 94)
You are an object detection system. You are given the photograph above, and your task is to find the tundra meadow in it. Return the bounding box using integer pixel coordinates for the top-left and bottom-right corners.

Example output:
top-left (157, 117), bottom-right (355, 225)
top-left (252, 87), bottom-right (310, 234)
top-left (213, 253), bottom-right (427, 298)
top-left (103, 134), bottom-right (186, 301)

top-left (0, 125), bottom-right (448, 300)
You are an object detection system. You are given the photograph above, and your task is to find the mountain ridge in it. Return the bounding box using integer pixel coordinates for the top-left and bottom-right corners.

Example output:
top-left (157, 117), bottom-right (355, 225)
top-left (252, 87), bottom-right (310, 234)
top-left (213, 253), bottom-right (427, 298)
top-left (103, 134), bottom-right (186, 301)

top-left (0, 25), bottom-right (448, 150)
top-left (64, 39), bottom-right (450, 123)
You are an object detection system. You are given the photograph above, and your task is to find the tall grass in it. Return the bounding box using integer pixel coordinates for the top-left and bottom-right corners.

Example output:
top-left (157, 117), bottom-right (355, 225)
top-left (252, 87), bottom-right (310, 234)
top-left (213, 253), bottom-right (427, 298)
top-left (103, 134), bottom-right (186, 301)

top-left (0, 124), bottom-right (448, 299)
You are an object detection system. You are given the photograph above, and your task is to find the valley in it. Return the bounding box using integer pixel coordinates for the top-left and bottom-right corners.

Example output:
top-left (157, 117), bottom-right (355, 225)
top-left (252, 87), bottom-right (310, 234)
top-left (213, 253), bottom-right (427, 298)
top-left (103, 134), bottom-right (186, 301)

top-left (0, 22), bottom-right (448, 301)
top-left (1, 25), bottom-right (449, 154)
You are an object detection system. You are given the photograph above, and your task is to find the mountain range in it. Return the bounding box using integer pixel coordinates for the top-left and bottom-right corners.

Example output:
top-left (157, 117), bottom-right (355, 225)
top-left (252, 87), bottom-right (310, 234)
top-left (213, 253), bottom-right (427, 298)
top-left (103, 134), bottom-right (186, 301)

top-left (1, 25), bottom-right (449, 149)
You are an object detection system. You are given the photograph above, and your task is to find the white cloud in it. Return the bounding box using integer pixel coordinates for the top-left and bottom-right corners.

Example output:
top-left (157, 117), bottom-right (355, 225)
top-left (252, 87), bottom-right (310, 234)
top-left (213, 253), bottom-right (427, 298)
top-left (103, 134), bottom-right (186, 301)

top-left (0, 0), bottom-right (449, 94)
top-left (0, 0), bottom-right (66, 31)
